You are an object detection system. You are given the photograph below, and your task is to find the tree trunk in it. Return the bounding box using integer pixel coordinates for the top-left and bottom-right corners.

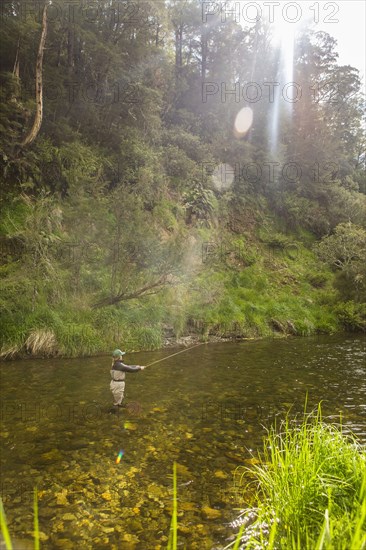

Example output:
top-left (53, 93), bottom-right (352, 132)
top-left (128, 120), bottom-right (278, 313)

top-left (12, 37), bottom-right (20, 79)
top-left (93, 275), bottom-right (169, 308)
top-left (175, 24), bottom-right (183, 77)
top-left (201, 24), bottom-right (207, 79)
top-left (67, 25), bottom-right (74, 68)
top-left (21, 3), bottom-right (48, 147)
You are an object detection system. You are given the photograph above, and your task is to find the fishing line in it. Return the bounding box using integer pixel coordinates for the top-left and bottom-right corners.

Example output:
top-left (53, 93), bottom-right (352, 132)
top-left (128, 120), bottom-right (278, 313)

top-left (145, 342), bottom-right (205, 368)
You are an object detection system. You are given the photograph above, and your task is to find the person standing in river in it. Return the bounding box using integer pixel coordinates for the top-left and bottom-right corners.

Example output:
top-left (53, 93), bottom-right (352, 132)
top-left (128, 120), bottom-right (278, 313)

top-left (110, 349), bottom-right (145, 408)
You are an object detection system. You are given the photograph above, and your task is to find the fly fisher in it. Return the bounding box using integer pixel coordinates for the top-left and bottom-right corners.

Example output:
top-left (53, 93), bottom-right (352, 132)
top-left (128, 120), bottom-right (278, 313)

top-left (110, 348), bottom-right (145, 408)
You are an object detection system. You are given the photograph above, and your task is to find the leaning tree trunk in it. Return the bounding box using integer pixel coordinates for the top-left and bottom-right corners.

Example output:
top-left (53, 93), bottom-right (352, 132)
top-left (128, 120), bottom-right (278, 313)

top-left (21, 3), bottom-right (48, 147)
top-left (12, 37), bottom-right (20, 80)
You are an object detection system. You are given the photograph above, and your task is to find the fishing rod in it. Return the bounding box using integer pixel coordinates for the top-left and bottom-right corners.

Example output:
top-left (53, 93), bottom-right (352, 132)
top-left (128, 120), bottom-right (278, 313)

top-left (145, 342), bottom-right (205, 368)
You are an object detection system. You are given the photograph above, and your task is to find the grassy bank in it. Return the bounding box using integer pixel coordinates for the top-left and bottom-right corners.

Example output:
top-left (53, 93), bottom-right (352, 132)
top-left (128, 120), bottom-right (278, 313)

top-left (1, 261), bottom-right (365, 360)
top-left (1, 216), bottom-right (365, 360)
top-left (229, 406), bottom-right (366, 549)
top-left (1, 292), bottom-right (364, 360)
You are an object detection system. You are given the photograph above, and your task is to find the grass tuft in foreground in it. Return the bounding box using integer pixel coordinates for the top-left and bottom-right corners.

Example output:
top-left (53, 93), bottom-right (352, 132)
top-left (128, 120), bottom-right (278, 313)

top-left (167, 461), bottom-right (178, 550)
top-left (0, 488), bottom-right (40, 550)
top-left (229, 405), bottom-right (366, 549)
top-left (0, 496), bottom-right (13, 550)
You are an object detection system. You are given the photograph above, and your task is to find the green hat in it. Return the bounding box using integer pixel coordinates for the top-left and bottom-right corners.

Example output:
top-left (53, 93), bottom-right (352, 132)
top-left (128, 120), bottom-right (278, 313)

top-left (112, 349), bottom-right (126, 357)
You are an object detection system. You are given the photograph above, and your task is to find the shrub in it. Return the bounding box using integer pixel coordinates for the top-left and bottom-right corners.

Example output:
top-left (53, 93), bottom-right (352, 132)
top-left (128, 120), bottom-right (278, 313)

top-left (334, 302), bottom-right (366, 331)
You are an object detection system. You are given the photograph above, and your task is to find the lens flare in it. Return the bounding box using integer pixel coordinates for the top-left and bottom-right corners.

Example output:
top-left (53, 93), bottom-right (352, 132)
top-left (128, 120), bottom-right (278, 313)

top-left (234, 107), bottom-right (253, 138)
top-left (116, 450), bottom-right (124, 464)
top-left (267, 11), bottom-right (307, 153)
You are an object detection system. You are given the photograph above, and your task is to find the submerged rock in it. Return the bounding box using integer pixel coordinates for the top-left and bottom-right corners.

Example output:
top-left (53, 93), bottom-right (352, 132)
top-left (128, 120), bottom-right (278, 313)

top-left (51, 539), bottom-right (75, 549)
top-left (201, 505), bottom-right (222, 519)
top-left (62, 513), bottom-right (77, 521)
top-left (214, 470), bottom-right (227, 479)
top-left (55, 489), bottom-right (68, 505)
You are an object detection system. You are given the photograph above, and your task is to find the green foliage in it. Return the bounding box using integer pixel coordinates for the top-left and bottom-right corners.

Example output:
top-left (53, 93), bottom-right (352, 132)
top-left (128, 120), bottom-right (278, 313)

top-left (0, 0), bottom-right (365, 357)
top-left (334, 302), bottom-right (366, 332)
top-left (292, 317), bottom-right (315, 336)
top-left (272, 193), bottom-right (330, 236)
top-left (261, 232), bottom-right (294, 251)
top-left (0, 71), bottom-right (30, 162)
top-left (153, 200), bottom-right (181, 232)
top-left (56, 323), bottom-right (103, 357)
top-left (314, 223), bottom-right (366, 301)
top-left (233, 406), bottom-right (366, 549)
top-left (130, 326), bottom-right (162, 351)
top-left (183, 181), bottom-right (217, 226)
top-left (306, 271), bottom-right (330, 289)
top-left (314, 223), bottom-right (366, 271)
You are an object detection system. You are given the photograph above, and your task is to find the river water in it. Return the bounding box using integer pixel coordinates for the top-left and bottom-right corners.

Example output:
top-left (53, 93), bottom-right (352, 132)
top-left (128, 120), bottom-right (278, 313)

top-left (0, 335), bottom-right (365, 549)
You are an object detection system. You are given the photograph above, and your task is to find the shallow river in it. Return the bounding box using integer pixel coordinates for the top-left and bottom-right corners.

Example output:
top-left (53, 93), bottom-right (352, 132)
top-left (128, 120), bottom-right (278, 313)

top-left (0, 334), bottom-right (365, 549)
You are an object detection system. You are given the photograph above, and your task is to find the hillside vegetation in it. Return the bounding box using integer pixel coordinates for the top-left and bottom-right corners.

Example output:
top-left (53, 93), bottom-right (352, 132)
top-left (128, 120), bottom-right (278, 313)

top-left (1, 1), bottom-right (365, 358)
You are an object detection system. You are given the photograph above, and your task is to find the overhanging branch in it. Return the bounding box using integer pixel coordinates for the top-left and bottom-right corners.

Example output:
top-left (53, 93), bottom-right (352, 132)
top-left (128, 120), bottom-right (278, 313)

top-left (92, 274), bottom-right (170, 308)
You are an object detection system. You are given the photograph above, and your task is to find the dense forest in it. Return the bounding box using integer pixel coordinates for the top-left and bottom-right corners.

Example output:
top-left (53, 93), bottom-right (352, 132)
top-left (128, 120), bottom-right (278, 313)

top-left (1, 0), bottom-right (365, 358)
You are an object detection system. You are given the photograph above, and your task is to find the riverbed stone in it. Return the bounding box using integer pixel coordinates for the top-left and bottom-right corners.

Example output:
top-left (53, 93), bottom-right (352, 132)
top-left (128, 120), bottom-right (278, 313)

top-left (38, 506), bottom-right (57, 519)
top-left (201, 505), bottom-right (222, 519)
top-left (62, 513), bottom-right (77, 521)
top-left (214, 470), bottom-right (227, 479)
top-left (52, 538), bottom-right (74, 549)
top-left (56, 489), bottom-right (68, 505)
top-left (40, 448), bottom-right (63, 462)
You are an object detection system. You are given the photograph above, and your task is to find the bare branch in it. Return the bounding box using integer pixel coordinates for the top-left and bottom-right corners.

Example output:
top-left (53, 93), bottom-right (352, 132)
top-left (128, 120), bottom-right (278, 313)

top-left (92, 274), bottom-right (170, 308)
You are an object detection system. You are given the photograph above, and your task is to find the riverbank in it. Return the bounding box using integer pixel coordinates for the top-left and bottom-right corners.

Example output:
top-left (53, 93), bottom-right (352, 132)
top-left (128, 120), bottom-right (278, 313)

top-left (1, 323), bottom-right (364, 361)
top-left (1, 232), bottom-right (365, 361)
top-left (0, 330), bottom-right (276, 361)
top-left (1, 196), bottom-right (365, 361)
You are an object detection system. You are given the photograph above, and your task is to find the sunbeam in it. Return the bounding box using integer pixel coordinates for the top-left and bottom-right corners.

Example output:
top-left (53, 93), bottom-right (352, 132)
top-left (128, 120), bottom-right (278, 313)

top-left (269, 14), bottom-right (301, 155)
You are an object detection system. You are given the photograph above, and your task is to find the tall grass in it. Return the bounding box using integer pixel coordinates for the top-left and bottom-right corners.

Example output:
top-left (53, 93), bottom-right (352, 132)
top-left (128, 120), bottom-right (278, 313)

top-left (0, 488), bottom-right (40, 550)
top-left (167, 462), bottom-right (178, 550)
top-left (230, 406), bottom-right (366, 549)
top-left (0, 496), bottom-right (13, 550)
top-left (33, 487), bottom-right (40, 550)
